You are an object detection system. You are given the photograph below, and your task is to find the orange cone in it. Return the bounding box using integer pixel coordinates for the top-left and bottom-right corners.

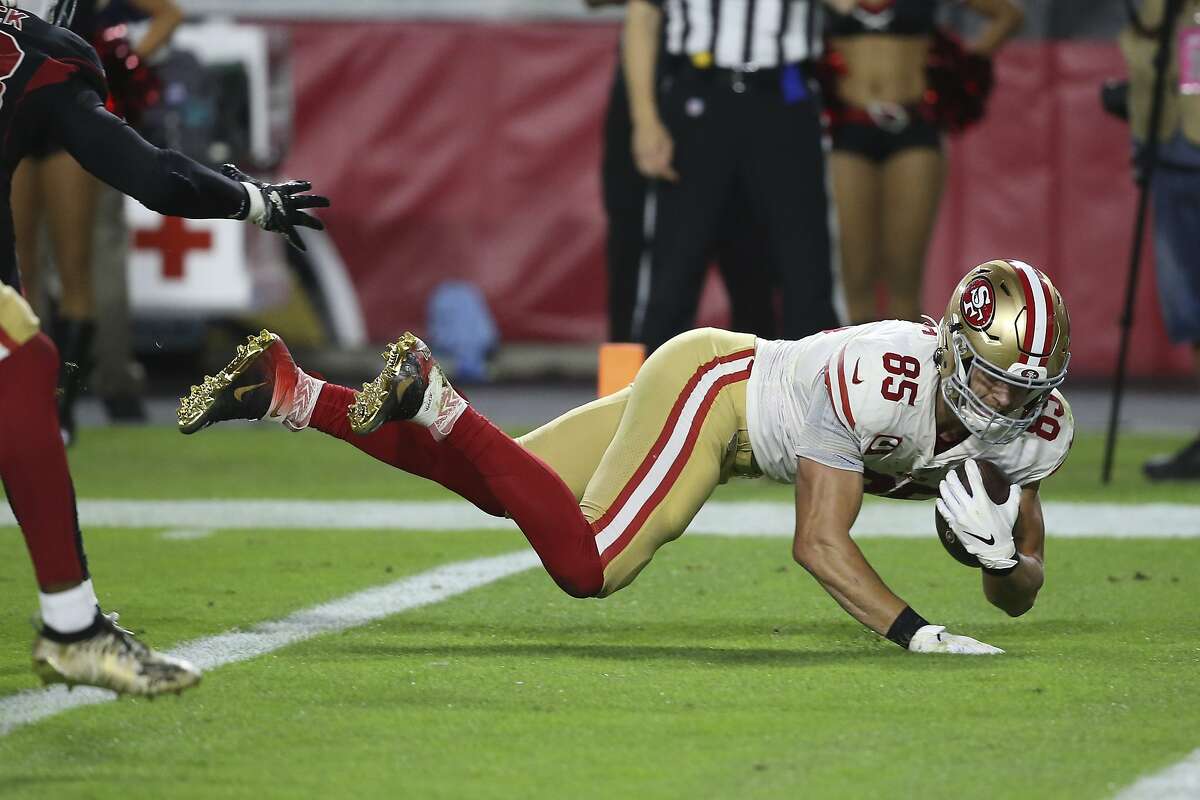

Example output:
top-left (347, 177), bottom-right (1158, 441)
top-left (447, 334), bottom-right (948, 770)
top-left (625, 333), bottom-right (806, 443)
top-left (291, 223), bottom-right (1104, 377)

top-left (597, 343), bottom-right (645, 398)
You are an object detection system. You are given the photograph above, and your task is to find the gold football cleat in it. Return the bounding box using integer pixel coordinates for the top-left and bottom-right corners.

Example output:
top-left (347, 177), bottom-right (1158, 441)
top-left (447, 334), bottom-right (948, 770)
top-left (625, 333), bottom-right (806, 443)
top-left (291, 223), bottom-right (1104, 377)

top-left (33, 613), bottom-right (202, 697)
top-left (177, 330), bottom-right (282, 434)
top-left (348, 332), bottom-right (426, 436)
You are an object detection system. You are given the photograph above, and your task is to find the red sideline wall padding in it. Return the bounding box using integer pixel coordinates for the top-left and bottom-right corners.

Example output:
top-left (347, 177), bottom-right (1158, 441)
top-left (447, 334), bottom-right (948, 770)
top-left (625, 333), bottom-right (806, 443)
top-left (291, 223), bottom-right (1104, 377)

top-left (923, 41), bottom-right (1191, 378)
top-left (281, 22), bottom-right (1191, 377)
top-left (283, 21), bottom-right (616, 344)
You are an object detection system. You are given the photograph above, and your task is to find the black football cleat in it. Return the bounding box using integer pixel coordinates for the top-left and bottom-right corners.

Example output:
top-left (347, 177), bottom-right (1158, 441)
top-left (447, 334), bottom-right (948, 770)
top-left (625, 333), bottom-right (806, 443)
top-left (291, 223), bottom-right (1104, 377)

top-left (1143, 436), bottom-right (1200, 481)
top-left (348, 332), bottom-right (465, 437)
top-left (177, 330), bottom-right (299, 434)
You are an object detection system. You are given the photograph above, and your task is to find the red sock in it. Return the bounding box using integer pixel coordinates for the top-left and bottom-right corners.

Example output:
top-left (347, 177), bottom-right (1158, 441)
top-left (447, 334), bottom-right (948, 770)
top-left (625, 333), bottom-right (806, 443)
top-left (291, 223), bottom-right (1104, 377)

top-left (444, 408), bottom-right (603, 598)
top-left (309, 383), bottom-right (506, 517)
top-left (0, 333), bottom-right (88, 589)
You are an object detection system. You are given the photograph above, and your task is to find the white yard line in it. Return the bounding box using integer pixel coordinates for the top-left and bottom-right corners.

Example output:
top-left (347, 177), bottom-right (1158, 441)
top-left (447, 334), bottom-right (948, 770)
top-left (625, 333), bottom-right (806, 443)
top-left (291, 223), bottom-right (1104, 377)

top-left (1114, 748), bottom-right (1200, 800)
top-left (0, 550), bottom-right (539, 737)
top-left (1, 500), bottom-right (1198, 538)
top-left (159, 529), bottom-right (215, 541)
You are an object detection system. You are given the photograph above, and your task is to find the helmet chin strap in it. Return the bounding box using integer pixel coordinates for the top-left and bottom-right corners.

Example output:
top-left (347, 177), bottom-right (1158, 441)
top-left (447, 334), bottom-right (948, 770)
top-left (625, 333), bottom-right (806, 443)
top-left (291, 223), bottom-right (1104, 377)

top-left (932, 379), bottom-right (962, 433)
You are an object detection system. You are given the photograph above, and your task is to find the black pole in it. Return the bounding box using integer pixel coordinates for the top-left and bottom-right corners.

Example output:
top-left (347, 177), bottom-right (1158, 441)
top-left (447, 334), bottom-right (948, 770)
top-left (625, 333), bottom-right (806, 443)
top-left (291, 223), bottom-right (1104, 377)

top-left (1102, 0), bottom-right (1186, 484)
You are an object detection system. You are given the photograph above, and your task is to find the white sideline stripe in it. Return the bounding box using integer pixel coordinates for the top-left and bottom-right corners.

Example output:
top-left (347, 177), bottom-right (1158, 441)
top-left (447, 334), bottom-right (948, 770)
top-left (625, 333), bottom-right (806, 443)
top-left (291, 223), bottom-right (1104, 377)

top-left (0, 551), bottom-right (539, 737)
top-left (160, 529), bottom-right (215, 541)
top-left (700, 502), bottom-right (1200, 538)
top-left (1114, 748), bottom-right (1200, 800)
top-left (2, 499), bottom-right (1198, 538)
top-left (594, 355), bottom-right (754, 555)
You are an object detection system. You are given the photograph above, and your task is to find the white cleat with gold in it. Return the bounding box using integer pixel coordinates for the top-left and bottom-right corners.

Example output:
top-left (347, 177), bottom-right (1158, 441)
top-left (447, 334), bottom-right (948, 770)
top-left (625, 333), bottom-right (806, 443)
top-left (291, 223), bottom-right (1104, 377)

top-left (32, 612), bottom-right (202, 697)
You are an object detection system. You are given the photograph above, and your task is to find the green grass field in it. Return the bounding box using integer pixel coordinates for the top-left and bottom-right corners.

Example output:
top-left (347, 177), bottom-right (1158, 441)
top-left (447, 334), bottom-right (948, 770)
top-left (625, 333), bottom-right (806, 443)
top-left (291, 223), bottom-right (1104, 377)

top-left (1, 426), bottom-right (1197, 799)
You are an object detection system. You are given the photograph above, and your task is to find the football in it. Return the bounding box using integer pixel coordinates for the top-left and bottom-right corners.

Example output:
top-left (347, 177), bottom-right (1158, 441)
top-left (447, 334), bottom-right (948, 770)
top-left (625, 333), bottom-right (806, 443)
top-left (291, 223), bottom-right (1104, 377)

top-left (934, 459), bottom-right (1013, 568)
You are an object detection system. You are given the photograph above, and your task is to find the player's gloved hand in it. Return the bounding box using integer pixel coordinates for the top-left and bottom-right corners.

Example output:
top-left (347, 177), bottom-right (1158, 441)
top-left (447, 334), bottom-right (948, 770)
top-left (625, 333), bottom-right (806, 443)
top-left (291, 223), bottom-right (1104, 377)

top-left (935, 459), bottom-right (1021, 572)
top-left (223, 164), bottom-right (330, 252)
top-left (908, 625), bottom-right (1004, 655)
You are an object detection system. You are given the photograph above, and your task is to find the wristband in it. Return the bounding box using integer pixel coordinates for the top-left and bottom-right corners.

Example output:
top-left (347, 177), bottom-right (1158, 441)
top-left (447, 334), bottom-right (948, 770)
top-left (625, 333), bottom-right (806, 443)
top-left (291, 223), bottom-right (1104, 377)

top-left (239, 181), bottom-right (266, 224)
top-left (885, 606), bottom-right (930, 649)
top-left (231, 184), bottom-right (250, 220)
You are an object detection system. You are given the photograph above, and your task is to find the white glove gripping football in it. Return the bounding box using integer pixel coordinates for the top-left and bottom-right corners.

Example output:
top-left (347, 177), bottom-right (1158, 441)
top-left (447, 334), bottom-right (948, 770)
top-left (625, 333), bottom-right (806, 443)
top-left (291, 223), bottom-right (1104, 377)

top-left (935, 459), bottom-right (1021, 572)
top-left (908, 625), bottom-right (1005, 655)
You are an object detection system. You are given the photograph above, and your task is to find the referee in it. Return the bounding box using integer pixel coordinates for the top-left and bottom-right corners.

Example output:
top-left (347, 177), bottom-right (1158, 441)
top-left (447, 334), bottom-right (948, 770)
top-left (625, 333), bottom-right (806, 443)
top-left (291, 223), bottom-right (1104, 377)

top-left (624, 0), bottom-right (854, 351)
top-left (597, 10), bottom-right (777, 343)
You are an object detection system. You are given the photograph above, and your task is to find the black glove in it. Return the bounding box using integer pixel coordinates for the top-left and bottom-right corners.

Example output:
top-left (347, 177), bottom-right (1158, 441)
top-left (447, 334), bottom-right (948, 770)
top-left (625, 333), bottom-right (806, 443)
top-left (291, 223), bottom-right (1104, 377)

top-left (222, 164), bottom-right (331, 251)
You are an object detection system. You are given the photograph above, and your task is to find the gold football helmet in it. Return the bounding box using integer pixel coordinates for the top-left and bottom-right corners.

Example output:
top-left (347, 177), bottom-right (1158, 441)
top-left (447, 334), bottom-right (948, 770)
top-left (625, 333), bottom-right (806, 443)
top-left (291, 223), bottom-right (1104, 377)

top-left (935, 259), bottom-right (1071, 445)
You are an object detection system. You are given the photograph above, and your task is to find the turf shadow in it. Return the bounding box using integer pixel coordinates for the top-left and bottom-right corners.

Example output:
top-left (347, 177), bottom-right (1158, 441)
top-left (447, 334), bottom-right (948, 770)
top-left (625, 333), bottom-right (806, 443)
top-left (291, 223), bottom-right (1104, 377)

top-left (953, 617), bottom-right (1114, 638)
top-left (0, 775), bottom-right (90, 794)
top-left (330, 641), bottom-right (914, 667)
top-left (373, 618), bottom-right (862, 642)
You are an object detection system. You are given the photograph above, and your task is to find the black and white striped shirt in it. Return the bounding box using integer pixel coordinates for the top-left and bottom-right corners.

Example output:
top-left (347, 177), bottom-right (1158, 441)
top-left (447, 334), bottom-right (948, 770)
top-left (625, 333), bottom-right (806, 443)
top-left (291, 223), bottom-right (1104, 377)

top-left (651, 0), bottom-right (824, 68)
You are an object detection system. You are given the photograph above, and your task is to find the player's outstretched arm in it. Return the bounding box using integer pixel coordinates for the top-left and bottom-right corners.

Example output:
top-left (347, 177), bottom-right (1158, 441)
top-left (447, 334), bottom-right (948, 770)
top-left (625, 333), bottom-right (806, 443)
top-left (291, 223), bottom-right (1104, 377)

top-left (792, 457), bottom-right (902, 630)
top-left (42, 84), bottom-right (328, 250)
top-left (981, 484), bottom-right (1046, 616)
top-left (793, 457), bottom-right (1003, 654)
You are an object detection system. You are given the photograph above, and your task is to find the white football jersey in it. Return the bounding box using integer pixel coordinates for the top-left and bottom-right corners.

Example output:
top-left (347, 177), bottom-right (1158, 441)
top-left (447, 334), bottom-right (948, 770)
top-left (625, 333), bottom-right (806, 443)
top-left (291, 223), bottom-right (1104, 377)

top-left (746, 320), bottom-right (1073, 499)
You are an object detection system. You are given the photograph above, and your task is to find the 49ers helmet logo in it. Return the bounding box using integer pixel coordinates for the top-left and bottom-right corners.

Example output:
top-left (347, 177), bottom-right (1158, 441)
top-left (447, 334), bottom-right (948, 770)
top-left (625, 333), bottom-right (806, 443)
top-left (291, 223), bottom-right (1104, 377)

top-left (960, 277), bottom-right (995, 330)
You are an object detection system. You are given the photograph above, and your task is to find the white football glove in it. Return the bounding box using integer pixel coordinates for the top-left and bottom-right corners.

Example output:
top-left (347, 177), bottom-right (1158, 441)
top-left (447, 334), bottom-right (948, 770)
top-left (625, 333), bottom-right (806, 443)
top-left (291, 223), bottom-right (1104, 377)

top-left (908, 625), bottom-right (1004, 655)
top-left (935, 459), bottom-right (1021, 572)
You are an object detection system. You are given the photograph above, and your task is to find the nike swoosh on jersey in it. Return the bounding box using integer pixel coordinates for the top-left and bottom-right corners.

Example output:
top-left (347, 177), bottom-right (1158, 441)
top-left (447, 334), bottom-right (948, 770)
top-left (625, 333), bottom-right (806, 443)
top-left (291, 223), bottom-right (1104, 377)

top-left (963, 530), bottom-right (996, 546)
top-left (851, 359), bottom-right (864, 385)
top-left (233, 381), bottom-right (268, 402)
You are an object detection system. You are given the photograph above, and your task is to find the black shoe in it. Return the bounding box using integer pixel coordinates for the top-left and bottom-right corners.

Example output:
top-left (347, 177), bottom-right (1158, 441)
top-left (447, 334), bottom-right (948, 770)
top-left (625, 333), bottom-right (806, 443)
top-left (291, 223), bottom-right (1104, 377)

top-left (177, 330), bottom-right (300, 434)
top-left (102, 394), bottom-right (148, 423)
top-left (52, 318), bottom-right (96, 446)
top-left (348, 332), bottom-right (464, 436)
top-left (1143, 436), bottom-right (1200, 481)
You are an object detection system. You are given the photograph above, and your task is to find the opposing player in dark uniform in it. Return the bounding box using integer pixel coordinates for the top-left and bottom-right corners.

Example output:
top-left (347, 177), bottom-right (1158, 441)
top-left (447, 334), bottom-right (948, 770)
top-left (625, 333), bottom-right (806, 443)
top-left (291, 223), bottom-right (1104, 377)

top-left (0, 0), bottom-right (328, 695)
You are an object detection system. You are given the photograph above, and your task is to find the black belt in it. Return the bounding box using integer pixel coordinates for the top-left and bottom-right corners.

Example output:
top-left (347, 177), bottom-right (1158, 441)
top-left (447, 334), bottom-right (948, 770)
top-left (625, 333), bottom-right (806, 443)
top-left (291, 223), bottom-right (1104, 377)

top-left (665, 55), bottom-right (801, 92)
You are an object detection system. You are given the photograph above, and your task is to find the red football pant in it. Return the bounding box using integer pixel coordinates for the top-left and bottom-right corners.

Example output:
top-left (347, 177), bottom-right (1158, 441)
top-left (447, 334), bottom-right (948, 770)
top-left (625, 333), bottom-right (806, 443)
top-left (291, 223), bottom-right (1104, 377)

top-left (0, 333), bottom-right (88, 589)
top-left (310, 384), bottom-right (603, 597)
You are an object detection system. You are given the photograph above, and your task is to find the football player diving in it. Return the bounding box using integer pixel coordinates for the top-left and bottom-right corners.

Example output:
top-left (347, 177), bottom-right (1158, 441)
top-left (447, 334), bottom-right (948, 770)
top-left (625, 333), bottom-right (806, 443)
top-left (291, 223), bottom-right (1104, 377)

top-left (180, 259), bottom-right (1071, 656)
top-left (1, 0), bottom-right (328, 694)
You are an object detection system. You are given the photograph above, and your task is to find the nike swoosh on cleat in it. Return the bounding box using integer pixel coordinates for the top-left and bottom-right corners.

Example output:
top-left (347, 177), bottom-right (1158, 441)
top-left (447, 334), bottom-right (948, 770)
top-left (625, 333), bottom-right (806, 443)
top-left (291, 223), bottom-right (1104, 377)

top-left (851, 359), bottom-right (864, 385)
top-left (233, 381), bottom-right (268, 402)
top-left (963, 530), bottom-right (995, 546)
